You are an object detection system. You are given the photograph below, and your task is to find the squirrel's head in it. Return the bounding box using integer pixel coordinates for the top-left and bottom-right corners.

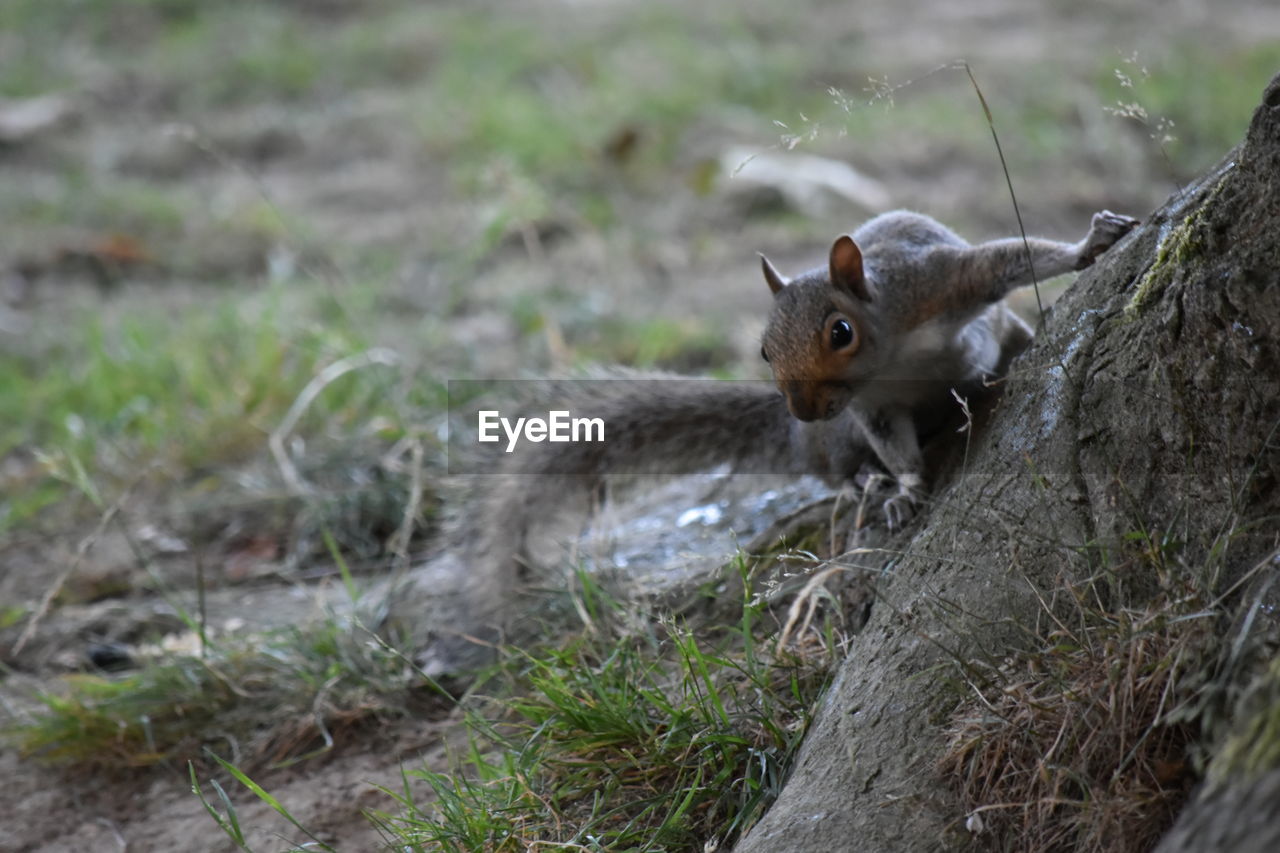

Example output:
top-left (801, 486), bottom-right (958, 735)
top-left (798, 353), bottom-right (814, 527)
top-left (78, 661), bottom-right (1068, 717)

top-left (759, 234), bottom-right (874, 422)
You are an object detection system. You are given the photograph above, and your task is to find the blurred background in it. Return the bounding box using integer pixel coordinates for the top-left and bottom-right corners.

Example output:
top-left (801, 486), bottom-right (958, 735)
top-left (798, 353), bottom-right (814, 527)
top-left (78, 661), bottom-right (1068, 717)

top-left (2, 2), bottom-right (1279, 848)
top-left (2, 0), bottom-right (1279, 658)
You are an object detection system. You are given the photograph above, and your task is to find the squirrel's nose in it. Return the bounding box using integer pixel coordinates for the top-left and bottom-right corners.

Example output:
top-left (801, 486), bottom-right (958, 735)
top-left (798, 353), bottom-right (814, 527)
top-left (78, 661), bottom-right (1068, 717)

top-left (783, 382), bottom-right (822, 422)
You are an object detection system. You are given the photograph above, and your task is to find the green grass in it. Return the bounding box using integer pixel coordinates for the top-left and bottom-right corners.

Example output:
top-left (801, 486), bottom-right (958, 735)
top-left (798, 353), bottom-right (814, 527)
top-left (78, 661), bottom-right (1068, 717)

top-left (0, 281), bottom-right (435, 532)
top-left (184, 570), bottom-right (833, 852)
top-left (8, 612), bottom-right (432, 769)
top-left (0, 0), bottom-right (198, 96)
top-left (13, 556), bottom-right (835, 850)
top-left (571, 316), bottom-right (736, 372)
top-left (413, 6), bottom-right (825, 235)
top-left (0, 0), bottom-right (428, 102)
top-left (18, 173), bottom-right (188, 237)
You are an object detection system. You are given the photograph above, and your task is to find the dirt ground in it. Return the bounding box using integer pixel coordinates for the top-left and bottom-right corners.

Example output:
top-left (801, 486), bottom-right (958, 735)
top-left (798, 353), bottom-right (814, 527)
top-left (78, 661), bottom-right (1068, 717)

top-left (2, 0), bottom-right (1279, 850)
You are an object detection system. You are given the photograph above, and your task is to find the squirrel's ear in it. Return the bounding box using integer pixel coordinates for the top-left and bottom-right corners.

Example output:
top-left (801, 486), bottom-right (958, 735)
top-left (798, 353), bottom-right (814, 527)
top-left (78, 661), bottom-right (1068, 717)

top-left (829, 235), bottom-right (871, 302)
top-left (760, 253), bottom-right (789, 295)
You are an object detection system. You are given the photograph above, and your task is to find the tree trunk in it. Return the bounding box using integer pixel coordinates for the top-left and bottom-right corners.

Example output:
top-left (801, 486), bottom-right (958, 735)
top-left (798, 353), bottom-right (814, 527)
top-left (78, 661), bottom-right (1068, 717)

top-left (736, 73), bottom-right (1280, 853)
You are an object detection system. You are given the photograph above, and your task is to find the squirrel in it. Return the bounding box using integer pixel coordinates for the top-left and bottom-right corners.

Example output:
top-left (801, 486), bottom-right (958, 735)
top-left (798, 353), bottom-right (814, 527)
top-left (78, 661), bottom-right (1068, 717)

top-left (415, 208), bottom-right (1139, 673)
top-left (757, 208), bottom-right (1139, 526)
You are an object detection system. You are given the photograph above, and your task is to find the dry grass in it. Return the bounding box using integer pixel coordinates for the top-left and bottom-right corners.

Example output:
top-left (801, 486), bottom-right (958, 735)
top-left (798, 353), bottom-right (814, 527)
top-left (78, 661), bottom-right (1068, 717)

top-left (940, 576), bottom-right (1216, 852)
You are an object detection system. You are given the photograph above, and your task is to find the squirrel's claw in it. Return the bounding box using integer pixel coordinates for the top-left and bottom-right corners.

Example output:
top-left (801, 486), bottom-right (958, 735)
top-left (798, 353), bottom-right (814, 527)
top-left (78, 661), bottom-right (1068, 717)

top-left (1075, 210), bottom-right (1141, 269)
top-left (883, 490), bottom-right (920, 531)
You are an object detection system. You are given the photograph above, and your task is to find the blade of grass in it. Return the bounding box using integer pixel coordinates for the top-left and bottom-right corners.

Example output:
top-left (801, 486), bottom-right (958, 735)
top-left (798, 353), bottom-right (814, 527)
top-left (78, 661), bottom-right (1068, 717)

top-left (207, 749), bottom-right (338, 853)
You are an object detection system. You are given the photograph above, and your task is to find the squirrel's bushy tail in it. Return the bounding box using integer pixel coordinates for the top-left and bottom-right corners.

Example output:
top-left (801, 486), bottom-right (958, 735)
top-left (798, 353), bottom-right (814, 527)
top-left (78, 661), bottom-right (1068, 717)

top-left (422, 379), bottom-right (865, 672)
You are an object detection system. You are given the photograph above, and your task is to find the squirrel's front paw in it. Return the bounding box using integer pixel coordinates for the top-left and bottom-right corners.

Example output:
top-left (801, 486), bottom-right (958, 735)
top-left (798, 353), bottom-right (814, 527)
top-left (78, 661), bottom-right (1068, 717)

top-left (883, 491), bottom-right (920, 531)
top-left (1075, 210), bottom-right (1141, 269)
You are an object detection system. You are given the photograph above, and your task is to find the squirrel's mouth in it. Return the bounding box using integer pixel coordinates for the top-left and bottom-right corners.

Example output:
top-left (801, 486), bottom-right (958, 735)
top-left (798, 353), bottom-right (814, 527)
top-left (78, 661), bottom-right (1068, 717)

top-left (780, 379), bottom-right (858, 422)
top-left (785, 394), bottom-right (853, 423)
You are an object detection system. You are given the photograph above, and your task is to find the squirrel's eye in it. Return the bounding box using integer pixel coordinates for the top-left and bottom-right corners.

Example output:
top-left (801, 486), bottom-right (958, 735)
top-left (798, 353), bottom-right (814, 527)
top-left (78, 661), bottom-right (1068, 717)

top-left (830, 318), bottom-right (854, 349)
top-left (760, 346), bottom-right (770, 363)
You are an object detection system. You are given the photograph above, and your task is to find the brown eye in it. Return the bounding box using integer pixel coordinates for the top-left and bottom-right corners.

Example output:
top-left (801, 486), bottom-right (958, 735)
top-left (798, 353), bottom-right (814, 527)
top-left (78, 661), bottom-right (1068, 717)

top-left (760, 345), bottom-right (770, 363)
top-left (830, 318), bottom-right (854, 349)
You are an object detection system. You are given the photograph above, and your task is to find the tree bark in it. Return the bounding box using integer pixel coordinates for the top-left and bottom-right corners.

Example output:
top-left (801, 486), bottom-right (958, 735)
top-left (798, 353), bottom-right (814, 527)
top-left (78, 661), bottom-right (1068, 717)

top-left (736, 73), bottom-right (1280, 853)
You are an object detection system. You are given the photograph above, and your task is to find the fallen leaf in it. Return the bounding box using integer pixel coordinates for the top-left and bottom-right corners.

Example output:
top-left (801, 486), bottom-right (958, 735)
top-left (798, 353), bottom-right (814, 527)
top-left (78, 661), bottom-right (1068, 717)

top-left (225, 535), bottom-right (283, 582)
top-left (91, 233), bottom-right (152, 265)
